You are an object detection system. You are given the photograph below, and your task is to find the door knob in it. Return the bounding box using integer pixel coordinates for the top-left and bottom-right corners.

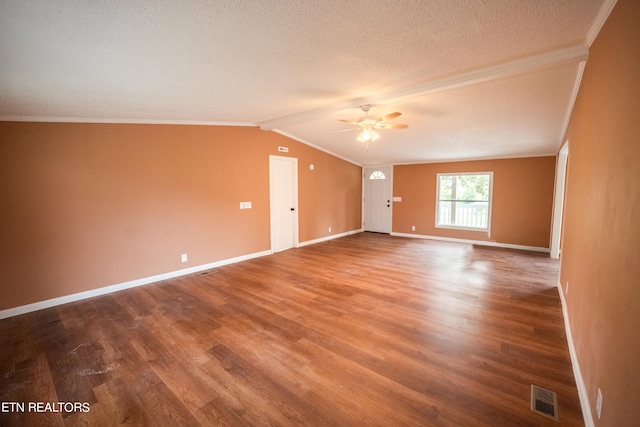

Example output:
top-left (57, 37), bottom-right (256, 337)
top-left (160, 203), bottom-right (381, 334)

top-left (290, 208), bottom-right (295, 211)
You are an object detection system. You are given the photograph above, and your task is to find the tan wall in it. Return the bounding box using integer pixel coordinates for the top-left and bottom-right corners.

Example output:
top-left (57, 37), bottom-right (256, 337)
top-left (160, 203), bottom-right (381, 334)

top-left (392, 157), bottom-right (556, 248)
top-left (559, 0), bottom-right (640, 424)
top-left (0, 122), bottom-right (361, 310)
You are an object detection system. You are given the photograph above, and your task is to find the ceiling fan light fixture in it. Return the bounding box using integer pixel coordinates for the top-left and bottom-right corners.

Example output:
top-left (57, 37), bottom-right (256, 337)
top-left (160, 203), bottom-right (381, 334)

top-left (357, 128), bottom-right (380, 144)
top-left (340, 105), bottom-right (406, 149)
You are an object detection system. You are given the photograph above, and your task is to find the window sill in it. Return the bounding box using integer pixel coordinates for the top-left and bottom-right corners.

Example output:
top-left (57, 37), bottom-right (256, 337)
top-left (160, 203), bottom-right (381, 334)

top-left (435, 224), bottom-right (489, 233)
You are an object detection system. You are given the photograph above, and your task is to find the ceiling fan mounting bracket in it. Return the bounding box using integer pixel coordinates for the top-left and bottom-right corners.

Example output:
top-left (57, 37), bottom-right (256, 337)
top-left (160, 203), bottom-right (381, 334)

top-left (360, 104), bottom-right (374, 114)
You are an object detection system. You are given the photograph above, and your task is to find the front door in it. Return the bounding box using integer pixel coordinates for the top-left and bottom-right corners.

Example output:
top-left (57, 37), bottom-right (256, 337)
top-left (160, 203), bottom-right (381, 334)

top-left (363, 167), bottom-right (392, 233)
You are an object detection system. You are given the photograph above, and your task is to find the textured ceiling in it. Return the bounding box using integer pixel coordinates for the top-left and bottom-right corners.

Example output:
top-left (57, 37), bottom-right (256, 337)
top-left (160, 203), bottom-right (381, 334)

top-left (0, 0), bottom-right (615, 165)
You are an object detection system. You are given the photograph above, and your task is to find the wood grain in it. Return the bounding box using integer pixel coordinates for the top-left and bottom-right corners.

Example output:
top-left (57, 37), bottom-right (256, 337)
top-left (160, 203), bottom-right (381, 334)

top-left (0, 233), bottom-right (584, 426)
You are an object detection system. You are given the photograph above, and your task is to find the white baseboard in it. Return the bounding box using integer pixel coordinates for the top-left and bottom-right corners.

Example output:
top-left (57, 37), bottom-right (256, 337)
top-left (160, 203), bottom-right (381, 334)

top-left (0, 229), bottom-right (366, 320)
top-left (557, 281), bottom-right (595, 427)
top-left (298, 228), bottom-right (363, 247)
top-left (0, 250), bottom-right (272, 320)
top-left (390, 232), bottom-right (550, 253)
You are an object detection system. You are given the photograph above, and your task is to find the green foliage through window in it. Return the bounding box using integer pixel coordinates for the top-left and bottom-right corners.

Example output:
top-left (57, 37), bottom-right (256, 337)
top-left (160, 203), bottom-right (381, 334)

top-left (437, 173), bottom-right (492, 230)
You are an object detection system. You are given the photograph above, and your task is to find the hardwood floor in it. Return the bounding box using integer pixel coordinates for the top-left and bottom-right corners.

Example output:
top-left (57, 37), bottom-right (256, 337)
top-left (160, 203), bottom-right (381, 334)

top-left (0, 233), bottom-right (584, 426)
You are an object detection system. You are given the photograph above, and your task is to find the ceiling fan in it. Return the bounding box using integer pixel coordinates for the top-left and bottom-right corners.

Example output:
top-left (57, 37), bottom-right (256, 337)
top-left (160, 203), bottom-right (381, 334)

top-left (339, 104), bottom-right (408, 147)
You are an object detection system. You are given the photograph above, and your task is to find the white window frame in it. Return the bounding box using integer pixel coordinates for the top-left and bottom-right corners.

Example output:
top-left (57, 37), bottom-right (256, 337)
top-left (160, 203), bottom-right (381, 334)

top-left (435, 172), bottom-right (493, 235)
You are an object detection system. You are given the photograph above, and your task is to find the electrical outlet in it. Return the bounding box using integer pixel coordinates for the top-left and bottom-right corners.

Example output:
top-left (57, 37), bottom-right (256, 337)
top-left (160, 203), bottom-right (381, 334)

top-left (411, 225), bottom-right (416, 231)
top-left (181, 254), bottom-right (188, 263)
top-left (596, 388), bottom-right (603, 419)
top-left (328, 227), bottom-right (332, 233)
top-left (565, 281), bottom-right (569, 294)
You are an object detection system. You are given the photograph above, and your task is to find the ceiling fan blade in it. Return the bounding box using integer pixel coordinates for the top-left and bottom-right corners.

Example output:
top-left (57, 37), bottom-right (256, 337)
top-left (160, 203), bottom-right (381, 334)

top-left (376, 123), bottom-right (409, 129)
top-left (382, 112), bottom-right (402, 121)
top-left (333, 128), bottom-right (359, 133)
top-left (338, 119), bottom-right (360, 125)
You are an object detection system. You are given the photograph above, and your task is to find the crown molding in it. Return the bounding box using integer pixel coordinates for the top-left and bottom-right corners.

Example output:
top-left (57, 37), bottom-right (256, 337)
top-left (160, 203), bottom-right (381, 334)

top-left (586, 0), bottom-right (618, 46)
top-left (273, 129), bottom-right (361, 167)
top-left (390, 152), bottom-right (559, 167)
top-left (557, 60), bottom-right (587, 147)
top-left (258, 45), bottom-right (589, 131)
top-left (0, 116), bottom-right (256, 127)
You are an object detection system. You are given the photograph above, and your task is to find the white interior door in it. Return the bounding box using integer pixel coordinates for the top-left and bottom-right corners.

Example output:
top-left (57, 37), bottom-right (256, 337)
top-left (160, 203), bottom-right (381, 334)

top-left (364, 167), bottom-right (392, 233)
top-left (270, 156), bottom-right (298, 252)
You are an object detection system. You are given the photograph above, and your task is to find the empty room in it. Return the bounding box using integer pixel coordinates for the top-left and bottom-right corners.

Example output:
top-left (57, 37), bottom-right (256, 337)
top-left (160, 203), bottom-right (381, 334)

top-left (1, 1), bottom-right (638, 426)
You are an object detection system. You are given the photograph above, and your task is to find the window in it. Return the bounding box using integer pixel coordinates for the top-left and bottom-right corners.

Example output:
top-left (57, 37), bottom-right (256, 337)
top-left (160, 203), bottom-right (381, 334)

top-left (369, 170), bottom-right (386, 180)
top-left (436, 172), bottom-right (492, 231)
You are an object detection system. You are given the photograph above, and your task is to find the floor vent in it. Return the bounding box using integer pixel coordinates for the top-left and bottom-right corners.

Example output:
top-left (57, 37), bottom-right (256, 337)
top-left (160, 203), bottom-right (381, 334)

top-left (531, 384), bottom-right (559, 422)
top-left (200, 270), bottom-right (217, 276)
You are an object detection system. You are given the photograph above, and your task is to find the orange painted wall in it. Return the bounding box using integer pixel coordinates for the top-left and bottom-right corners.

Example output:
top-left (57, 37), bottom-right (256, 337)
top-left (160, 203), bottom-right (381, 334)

top-left (0, 122), bottom-right (361, 310)
top-left (559, 0), bottom-right (640, 424)
top-left (392, 157), bottom-right (556, 248)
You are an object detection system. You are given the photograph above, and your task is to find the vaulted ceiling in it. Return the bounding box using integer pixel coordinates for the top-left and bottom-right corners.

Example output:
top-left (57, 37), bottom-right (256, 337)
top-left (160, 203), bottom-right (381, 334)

top-left (0, 0), bottom-right (615, 165)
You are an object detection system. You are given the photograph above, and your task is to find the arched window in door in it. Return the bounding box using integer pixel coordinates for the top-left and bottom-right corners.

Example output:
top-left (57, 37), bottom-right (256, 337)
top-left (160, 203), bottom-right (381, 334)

top-left (369, 170), bottom-right (386, 180)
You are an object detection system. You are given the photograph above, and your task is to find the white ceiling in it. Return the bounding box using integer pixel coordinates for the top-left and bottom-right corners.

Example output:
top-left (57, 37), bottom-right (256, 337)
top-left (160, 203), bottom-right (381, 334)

top-left (0, 0), bottom-right (615, 165)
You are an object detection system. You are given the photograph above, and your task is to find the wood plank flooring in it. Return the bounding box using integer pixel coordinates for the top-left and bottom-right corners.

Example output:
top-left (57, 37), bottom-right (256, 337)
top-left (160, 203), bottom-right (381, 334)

top-left (0, 233), bottom-right (584, 426)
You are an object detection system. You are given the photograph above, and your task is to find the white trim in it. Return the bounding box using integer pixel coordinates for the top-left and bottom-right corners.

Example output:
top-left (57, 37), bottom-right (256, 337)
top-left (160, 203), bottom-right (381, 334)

top-left (586, 0), bottom-right (618, 47)
top-left (378, 45), bottom-right (589, 104)
top-left (257, 45), bottom-right (588, 130)
top-left (390, 232), bottom-right (550, 253)
top-left (550, 142), bottom-right (569, 259)
top-left (391, 152), bottom-right (558, 167)
top-left (558, 61), bottom-right (586, 147)
top-left (557, 281), bottom-right (595, 427)
top-left (0, 115), bottom-right (363, 167)
top-left (0, 250), bottom-right (272, 320)
top-left (271, 129), bottom-right (361, 167)
top-left (0, 116), bottom-right (255, 127)
top-left (298, 229), bottom-right (363, 247)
